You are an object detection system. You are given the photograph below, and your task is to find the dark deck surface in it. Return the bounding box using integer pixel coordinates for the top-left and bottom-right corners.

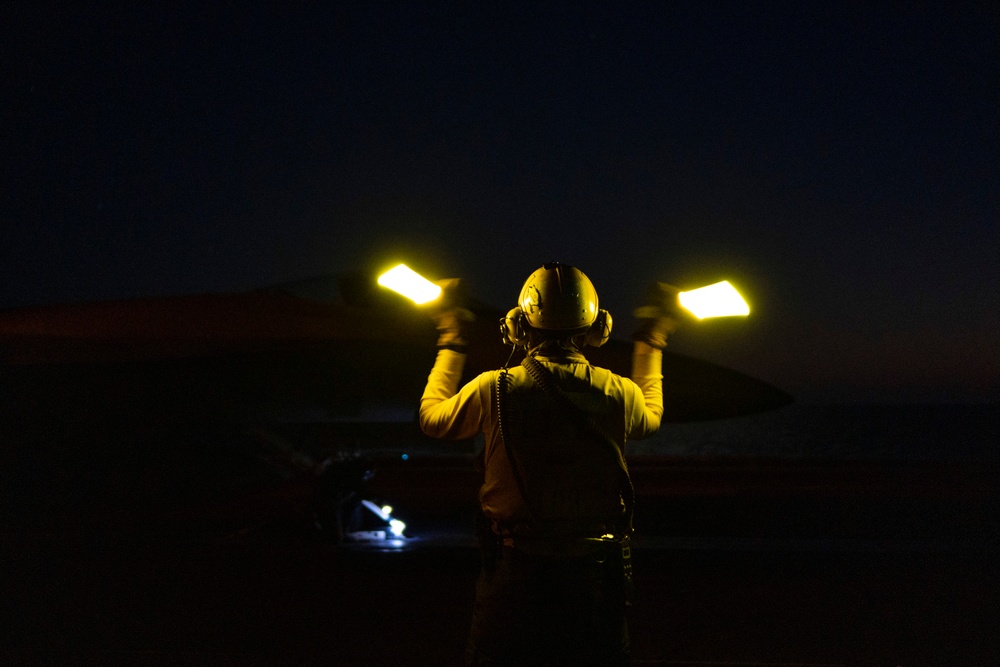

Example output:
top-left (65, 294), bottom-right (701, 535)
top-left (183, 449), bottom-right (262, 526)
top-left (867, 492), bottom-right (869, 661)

top-left (4, 458), bottom-right (999, 665)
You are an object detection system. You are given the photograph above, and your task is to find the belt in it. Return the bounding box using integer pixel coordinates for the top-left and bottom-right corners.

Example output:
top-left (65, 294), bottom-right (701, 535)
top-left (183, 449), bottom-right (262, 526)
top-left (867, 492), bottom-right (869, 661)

top-left (501, 533), bottom-right (622, 557)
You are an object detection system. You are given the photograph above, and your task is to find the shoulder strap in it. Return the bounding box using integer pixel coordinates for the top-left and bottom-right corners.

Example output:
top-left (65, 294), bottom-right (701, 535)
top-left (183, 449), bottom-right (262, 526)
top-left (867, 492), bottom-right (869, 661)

top-left (496, 366), bottom-right (542, 521)
top-left (519, 356), bottom-right (635, 534)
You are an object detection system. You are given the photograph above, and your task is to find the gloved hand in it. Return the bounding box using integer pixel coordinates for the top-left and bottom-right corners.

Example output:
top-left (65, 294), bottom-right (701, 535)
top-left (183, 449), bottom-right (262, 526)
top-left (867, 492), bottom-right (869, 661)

top-left (426, 278), bottom-right (476, 349)
top-left (632, 281), bottom-right (685, 349)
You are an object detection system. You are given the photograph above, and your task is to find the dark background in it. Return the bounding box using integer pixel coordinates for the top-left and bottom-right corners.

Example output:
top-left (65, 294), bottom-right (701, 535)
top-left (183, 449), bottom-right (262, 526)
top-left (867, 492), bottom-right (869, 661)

top-left (4, 2), bottom-right (998, 403)
top-left (3, 7), bottom-right (999, 664)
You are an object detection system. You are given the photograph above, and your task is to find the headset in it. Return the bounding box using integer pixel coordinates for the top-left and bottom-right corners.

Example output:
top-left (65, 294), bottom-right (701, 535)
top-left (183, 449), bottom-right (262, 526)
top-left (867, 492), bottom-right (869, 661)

top-left (501, 306), bottom-right (612, 348)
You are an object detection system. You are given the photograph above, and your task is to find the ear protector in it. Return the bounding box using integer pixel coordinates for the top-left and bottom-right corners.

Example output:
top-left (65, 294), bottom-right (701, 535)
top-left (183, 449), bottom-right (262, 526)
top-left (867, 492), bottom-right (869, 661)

top-left (587, 308), bottom-right (612, 347)
top-left (501, 307), bottom-right (529, 347)
top-left (501, 306), bottom-right (612, 348)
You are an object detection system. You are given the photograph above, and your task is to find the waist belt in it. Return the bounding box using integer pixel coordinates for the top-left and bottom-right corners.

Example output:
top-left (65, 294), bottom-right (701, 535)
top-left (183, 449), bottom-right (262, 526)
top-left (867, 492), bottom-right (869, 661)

top-left (496, 519), bottom-right (623, 554)
top-left (502, 534), bottom-right (622, 557)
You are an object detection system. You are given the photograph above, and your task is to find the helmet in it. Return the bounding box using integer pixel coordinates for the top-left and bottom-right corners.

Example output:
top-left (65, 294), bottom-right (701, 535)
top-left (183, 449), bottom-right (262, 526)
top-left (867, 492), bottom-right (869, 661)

top-left (519, 262), bottom-right (599, 330)
top-left (502, 262), bottom-right (612, 347)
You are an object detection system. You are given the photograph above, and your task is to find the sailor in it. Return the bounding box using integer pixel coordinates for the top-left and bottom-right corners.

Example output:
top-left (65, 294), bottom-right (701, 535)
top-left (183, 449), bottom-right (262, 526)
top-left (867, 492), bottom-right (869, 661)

top-left (419, 262), bottom-right (680, 666)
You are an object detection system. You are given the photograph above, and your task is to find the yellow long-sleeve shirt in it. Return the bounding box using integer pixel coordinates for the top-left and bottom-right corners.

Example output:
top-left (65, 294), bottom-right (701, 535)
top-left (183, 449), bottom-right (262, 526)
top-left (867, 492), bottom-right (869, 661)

top-left (419, 343), bottom-right (663, 533)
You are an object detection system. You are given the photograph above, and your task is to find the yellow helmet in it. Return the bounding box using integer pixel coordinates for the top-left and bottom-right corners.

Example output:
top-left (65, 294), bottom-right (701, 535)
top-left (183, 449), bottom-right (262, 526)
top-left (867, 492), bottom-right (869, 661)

top-left (503, 263), bottom-right (611, 347)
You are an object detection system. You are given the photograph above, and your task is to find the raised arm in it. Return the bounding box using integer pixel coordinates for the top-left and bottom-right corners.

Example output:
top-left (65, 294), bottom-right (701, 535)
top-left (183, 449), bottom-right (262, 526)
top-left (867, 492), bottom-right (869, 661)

top-left (629, 282), bottom-right (684, 436)
top-left (417, 282), bottom-right (484, 440)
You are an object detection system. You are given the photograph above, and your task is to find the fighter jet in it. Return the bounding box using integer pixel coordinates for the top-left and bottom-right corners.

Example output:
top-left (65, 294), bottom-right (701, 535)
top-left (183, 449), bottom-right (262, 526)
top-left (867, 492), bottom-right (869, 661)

top-left (0, 271), bottom-right (789, 425)
top-left (0, 271), bottom-right (791, 544)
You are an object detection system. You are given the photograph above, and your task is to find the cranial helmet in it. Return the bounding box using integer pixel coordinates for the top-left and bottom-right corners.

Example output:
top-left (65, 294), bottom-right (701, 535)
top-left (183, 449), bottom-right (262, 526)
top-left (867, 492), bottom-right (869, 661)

top-left (502, 262), bottom-right (612, 348)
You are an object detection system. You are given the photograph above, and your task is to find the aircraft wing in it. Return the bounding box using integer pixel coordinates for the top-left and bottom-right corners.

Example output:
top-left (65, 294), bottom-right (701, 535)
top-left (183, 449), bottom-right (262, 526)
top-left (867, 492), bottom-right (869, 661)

top-left (0, 273), bottom-right (790, 429)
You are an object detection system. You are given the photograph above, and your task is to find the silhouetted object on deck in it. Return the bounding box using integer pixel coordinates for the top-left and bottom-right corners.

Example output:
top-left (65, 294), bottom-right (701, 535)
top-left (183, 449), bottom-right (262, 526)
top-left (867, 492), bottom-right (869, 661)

top-left (313, 454), bottom-right (374, 542)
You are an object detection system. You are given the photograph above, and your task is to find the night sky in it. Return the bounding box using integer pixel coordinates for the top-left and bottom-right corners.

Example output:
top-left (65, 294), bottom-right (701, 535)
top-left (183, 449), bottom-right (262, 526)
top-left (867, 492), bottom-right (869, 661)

top-left (4, 3), bottom-right (998, 403)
